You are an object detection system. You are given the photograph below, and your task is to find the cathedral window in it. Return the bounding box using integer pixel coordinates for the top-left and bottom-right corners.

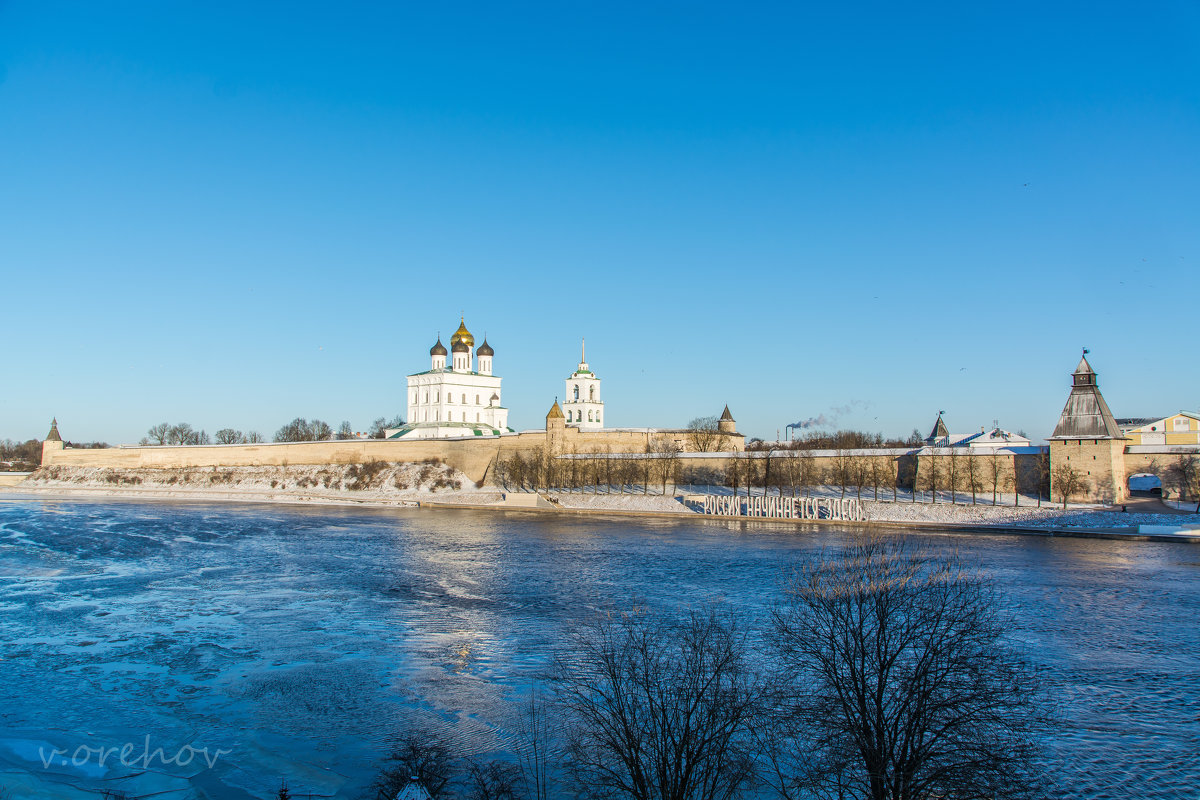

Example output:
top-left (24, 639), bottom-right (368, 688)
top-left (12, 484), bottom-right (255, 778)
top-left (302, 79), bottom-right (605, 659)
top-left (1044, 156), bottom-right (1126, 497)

top-left (573, 385), bottom-right (580, 400)
top-left (476, 394), bottom-right (480, 405)
top-left (596, 414), bottom-right (600, 423)
top-left (588, 410), bottom-right (593, 422)
top-left (476, 413), bottom-right (480, 422)
top-left (424, 392), bottom-right (428, 403)
top-left (589, 386), bottom-right (595, 401)
top-left (462, 393), bottom-right (467, 404)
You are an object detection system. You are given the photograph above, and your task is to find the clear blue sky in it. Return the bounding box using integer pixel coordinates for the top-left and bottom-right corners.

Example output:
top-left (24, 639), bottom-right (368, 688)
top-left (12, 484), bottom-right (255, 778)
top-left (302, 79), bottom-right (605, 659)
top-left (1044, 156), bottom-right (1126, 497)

top-left (2, 2), bottom-right (1197, 444)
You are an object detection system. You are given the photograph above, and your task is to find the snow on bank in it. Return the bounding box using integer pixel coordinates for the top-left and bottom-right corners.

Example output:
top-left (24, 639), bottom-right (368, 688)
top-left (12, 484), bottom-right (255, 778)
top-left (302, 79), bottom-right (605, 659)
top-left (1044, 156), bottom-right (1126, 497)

top-left (14, 467), bottom-right (1199, 531)
top-left (23, 463), bottom-right (501, 506)
top-left (548, 487), bottom-right (1199, 529)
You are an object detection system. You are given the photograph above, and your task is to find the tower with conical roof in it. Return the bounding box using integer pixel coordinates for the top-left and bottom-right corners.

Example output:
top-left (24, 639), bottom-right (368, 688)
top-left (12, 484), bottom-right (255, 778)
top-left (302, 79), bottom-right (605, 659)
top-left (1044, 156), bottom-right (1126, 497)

top-left (1048, 351), bottom-right (1127, 504)
top-left (545, 399), bottom-right (566, 452)
top-left (563, 338), bottom-right (604, 430)
top-left (42, 417), bottom-right (65, 463)
top-left (718, 405), bottom-right (737, 435)
top-left (925, 412), bottom-right (950, 447)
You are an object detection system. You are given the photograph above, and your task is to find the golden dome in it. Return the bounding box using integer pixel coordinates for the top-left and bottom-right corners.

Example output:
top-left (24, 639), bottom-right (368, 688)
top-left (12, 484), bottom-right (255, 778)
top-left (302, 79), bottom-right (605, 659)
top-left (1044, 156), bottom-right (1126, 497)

top-left (449, 318), bottom-right (474, 349)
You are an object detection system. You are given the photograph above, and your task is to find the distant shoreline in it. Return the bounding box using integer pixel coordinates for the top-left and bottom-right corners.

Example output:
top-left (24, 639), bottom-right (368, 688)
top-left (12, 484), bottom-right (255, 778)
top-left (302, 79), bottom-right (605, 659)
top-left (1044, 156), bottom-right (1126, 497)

top-left (5, 483), bottom-right (1199, 543)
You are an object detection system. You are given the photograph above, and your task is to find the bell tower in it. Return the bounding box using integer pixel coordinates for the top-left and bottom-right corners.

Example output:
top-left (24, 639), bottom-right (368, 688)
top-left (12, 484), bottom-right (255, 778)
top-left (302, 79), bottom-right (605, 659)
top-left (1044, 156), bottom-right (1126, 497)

top-left (563, 338), bottom-right (604, 430)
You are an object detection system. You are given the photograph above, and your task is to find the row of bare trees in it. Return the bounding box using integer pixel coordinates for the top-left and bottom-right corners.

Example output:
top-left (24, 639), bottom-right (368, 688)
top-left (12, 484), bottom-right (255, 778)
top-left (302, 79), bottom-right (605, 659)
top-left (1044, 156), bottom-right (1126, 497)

top-left (142, 416), bottom-right (408, 446)
top-left (350, 537), bottom-right (1051, 800)
top-left (494, 440), bottom-right (683, 495)
top-left (494, 446), bottom-right (1052, 506)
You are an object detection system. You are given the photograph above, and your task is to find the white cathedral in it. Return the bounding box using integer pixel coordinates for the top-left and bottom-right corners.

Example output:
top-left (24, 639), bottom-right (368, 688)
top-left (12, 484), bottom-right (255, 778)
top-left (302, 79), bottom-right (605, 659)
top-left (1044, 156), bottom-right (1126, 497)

top-left (387, 319), bottom-right (511, 439)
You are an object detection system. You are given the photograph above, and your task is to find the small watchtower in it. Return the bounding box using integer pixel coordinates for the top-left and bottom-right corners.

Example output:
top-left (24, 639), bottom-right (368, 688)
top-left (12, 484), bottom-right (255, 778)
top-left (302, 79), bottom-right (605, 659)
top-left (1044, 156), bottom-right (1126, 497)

top-left (545, 400), bottom-right (566, 453)
top-left (42, 417), bottom-right (64, 464)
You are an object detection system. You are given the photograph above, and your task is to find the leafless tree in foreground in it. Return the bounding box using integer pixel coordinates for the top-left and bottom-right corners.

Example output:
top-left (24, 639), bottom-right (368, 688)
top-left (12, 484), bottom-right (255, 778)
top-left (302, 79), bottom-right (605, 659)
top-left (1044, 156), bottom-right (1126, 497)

top-left (515, 687), bottom-right (556, 800)
top-left (369, 729), bottom-right (456, 800)
top-left (766, 536), bottom-right (1048, 800)
top-left (553, 606), bottom-right (761, 800)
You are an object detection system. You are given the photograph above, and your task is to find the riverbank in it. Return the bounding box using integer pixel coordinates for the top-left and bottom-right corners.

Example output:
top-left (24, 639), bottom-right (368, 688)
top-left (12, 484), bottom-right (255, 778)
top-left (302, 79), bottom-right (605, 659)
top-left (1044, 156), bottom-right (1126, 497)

top-left (5, 464), bottom-right (1199, 541)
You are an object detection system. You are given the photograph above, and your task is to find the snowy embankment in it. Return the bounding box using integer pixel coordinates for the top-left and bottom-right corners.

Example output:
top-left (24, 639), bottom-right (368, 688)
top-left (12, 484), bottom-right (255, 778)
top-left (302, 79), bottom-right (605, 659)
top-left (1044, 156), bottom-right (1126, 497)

top-left (14, 467), bottom-right (1199, 531)
top-left (547, 486), bottom-right (1200, 529)
top-left (21, 463), bottom-right (500, 506)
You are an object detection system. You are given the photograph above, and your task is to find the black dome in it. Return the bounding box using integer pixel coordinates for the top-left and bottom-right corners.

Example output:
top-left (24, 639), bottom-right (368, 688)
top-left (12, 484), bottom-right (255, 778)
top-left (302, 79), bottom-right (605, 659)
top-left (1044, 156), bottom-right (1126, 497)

top-left (477, 339), bottom-right (494, 357)
top-left (430, 338), bottom-right (447, 356)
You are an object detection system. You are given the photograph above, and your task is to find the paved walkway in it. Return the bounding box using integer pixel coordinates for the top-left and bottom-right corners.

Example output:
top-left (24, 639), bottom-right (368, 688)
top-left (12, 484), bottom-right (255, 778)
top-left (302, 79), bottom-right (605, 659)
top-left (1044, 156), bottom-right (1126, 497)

top-left (1123, 494), bottom-right (1195, 515)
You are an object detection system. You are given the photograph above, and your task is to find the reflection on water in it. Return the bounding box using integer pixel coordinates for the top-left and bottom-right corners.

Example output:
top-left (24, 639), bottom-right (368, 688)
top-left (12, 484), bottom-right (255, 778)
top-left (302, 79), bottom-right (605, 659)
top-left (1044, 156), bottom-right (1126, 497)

top-left (0, 497), bottom-right (1198, 798)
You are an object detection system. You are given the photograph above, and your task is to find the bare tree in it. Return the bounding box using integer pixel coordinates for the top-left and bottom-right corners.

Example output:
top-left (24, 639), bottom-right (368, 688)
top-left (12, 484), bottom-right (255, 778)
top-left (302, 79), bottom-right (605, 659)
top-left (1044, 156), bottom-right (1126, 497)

top-left (516, 687), bottom-right (556, 800)
top-left (963, 453), bottom-right (982, 504)
top-left (686, 416), bottom-right (725, 453)
top-left (167, 423), bottom-right (196, 446)
top-left (464, 760), bottom-right (523, 800)
top-left (369, 729), bottom-right (456, 799)
top-left (147, 422), bottom-right (171, 445)
top-left (767, 536), bottom-right (1049, 800)
top-left (829, 450), bottom-right (853, 499)
top-left (1052, 463), bottom-right (1089, 509)
top-left (987, 451), bottom-right (1005, 506)
top-left (214, 428), bottom-right (243, 445)
top-left (553, 606), bottom-right (761, 800)
top-left (918, 451), bottom-right (940, 504)
top-left (945, 449), bottom-right (962, 504)
top-left (337, 420), bottom-right (354, 440)
top-left (246, 431), bottom-right (265, 443)
top-left (650, 436), bottom-right (681, 495)
top-left (1167, 454), bottom-right (1200, 511)
top-left (1035, 451), bottom-right (1051, 507)
top-left (867, 456), bottom-right (886, 501)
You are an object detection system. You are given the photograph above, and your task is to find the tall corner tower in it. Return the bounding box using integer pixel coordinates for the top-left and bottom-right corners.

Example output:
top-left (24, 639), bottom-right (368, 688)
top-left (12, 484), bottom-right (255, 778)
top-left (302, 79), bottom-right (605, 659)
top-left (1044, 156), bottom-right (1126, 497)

top-left (42, 417), bottom-right (64, 463)
top-left (563, 338), bottom-right (603, 430)
top-left (1047, 350), bottom-right (1128, 504)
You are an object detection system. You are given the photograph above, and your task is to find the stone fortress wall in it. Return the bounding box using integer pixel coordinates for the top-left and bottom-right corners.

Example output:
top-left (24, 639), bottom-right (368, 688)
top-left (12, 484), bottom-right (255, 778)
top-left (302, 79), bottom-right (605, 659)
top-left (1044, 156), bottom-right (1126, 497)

top-left (36, 355), bottom-right (1200, 504)
top-left (41, 421), bottom-right (1048, 497)
top-left (39, 418), bottom-right (744, 485)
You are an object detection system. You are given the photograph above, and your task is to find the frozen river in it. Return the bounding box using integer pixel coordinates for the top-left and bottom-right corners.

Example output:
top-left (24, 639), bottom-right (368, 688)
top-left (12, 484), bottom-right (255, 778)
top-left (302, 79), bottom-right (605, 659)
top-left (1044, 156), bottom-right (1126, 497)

top-left (0, 496), bottom-right (1198, 799)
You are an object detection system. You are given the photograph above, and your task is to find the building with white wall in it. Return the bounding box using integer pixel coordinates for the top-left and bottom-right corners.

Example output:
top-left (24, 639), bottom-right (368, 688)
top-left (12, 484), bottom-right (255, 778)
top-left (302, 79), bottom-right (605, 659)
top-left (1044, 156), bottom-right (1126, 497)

top-left (388, 319), bottom-right (510, 439)
top-left (562, 339), bottom-right (603, 430)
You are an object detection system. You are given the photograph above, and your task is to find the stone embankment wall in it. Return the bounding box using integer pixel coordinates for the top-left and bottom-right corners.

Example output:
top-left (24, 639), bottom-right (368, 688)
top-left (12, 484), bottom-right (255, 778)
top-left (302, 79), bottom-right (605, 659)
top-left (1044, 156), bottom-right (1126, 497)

top-left (28, 462), bottom-right (487, 499)
top-left (41, 435), bottom-right (543, 484)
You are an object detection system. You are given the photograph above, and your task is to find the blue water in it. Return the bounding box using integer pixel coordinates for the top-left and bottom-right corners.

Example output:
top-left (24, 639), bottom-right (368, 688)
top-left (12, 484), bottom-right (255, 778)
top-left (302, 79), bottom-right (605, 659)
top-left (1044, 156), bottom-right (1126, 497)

top-left (0, 496), bottom-right (1197, 798)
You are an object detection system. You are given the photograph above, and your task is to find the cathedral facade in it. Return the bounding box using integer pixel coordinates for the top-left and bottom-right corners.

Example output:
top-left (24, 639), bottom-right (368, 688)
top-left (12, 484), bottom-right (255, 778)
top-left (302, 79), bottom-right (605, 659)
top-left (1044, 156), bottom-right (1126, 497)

top-left (387, 319), bottom-right (510, 439)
